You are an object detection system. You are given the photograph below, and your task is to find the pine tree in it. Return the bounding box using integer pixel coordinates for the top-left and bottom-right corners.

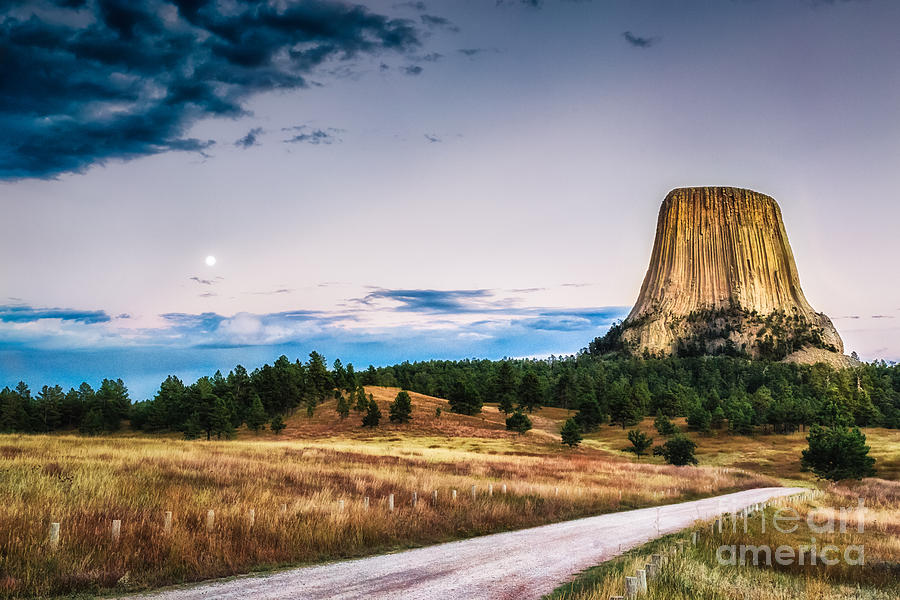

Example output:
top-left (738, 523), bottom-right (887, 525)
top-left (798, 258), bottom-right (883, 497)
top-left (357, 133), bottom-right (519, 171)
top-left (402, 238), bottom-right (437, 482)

top-left (517, 371), bottom-right (543, 413)
top-left (448, 379), bottom-right (482, 416)
top-left (245, 393), bottom-right (267, 432)
top-left (336, 392), bottom-right (350, 420)
top-left (560, 418), bottom-right (582, 448)
top-left (494, 361), bottom-right (517, 412)
top-left (801, 424), bottom-right (876, 480)
top-left (354, 386), bottom-right (368, 412)
top-left (626, 429), bottom-right (653, 458)
top-left (389, 390), bottom-right (412, 424)
top-left (270, 415), bottom-right (286, 435)
top-left (654, 414), bottom-right (678, 436)
top-left (653, 434), bottom-right (698, 466)
top-left (362, 398), bottom-right (382, 428)
top-left (211, 396), bottom-right (235, 439)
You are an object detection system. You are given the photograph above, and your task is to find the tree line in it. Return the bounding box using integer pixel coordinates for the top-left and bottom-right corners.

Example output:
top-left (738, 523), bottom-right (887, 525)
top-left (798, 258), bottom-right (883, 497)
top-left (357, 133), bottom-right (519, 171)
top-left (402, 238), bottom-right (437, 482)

top-left (2, 349), bottom-right (898, 440)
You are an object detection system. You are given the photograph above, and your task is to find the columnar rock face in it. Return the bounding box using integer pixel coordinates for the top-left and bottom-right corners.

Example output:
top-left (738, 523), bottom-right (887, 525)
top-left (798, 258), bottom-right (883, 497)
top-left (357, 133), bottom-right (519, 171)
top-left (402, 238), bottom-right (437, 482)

top-left (619, 187), bottom-right (848, 364)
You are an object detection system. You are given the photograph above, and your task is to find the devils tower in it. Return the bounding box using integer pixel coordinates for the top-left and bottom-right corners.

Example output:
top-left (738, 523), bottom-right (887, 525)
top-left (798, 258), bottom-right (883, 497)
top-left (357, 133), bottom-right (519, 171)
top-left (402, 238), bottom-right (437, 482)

top-left (610, 187), bottom-right (852, 366)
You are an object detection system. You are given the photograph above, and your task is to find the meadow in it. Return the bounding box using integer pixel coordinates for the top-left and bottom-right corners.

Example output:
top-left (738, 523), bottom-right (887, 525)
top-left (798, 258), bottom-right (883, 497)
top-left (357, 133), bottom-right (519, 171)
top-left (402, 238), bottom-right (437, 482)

top-left (547, 478), bottom-right (900, 600)
top-left (0, 388), bottom-right (773, 599)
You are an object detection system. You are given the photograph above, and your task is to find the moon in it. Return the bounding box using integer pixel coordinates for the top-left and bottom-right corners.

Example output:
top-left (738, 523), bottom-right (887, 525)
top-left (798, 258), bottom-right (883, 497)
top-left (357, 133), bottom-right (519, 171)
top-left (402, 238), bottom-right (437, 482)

top-left (205, 255), bottom-right (216, 267)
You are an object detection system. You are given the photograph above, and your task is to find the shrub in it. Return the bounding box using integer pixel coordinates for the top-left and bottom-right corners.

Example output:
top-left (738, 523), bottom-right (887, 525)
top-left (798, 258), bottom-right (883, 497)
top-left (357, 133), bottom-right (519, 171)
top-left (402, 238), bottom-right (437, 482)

top-left (269, 415), bottom-right (286, 435)
top-left (505, 410), bottom-right (532, 434)
top-left (653, 434), bottom-right (698, 466)
top-left (654, 414), bottom-right (678, 436)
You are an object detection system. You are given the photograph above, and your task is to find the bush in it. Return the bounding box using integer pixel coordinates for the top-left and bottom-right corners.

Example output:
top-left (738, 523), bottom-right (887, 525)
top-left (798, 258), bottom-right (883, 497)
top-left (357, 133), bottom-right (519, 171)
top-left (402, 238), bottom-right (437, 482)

top-left (801, 424), bottom-right (876, 480)
top-left (560, 418), bottom-right (582, 447)
top-left (653, 434), bottom-right (698, 466)
top-left (686, 403), bottom-right (711, 432)
top-left (505, 410), bottom-right (532, 434)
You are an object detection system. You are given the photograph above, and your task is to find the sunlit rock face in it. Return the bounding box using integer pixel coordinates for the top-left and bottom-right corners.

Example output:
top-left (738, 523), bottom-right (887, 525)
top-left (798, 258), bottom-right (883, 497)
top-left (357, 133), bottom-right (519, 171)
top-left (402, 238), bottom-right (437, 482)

top-left (621, 187), bottom-right (849, 364)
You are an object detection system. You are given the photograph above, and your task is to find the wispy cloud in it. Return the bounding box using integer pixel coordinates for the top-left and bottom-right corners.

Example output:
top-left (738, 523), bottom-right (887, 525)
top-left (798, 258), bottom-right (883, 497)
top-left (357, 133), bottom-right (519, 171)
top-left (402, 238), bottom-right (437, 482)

top-left (282, 126), bottom-right (343, 145)
top-left (420, 15), bottom-right (460, 32)
top-left (234, 128), bottom-right (263, 149)
top-left (0, 305), bottom-right (111, 324)
top-left (623, 31), bottom-right (659, 48)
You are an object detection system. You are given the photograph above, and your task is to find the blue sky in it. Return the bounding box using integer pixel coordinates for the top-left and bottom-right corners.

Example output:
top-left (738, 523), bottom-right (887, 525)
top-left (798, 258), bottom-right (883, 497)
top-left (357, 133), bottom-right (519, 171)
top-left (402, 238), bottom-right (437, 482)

top-left (2, 0), bottom-right (899, 399)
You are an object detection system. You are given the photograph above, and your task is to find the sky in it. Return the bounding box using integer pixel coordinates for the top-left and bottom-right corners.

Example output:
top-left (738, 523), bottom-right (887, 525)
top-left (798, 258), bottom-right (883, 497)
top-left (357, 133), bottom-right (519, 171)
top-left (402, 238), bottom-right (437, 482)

top-left (2, 0), bottom-right (899, 400)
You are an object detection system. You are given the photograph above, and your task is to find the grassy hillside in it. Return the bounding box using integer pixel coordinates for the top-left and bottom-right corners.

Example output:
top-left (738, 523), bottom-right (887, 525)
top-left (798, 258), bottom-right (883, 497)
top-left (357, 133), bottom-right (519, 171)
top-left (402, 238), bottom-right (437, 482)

top-left (0, 388), bottom-right (773, 599)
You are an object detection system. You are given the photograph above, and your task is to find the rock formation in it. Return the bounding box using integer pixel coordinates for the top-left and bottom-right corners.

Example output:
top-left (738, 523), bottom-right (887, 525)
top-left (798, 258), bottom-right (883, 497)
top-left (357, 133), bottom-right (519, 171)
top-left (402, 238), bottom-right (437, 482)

top-left (612, 187), bottom-right (852, 366)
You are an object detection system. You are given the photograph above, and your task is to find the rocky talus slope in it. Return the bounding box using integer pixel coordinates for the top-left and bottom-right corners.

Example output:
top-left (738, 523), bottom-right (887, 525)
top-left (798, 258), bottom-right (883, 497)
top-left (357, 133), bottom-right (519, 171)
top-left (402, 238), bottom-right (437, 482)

top-left (619, 187), bottom-right (852, 365)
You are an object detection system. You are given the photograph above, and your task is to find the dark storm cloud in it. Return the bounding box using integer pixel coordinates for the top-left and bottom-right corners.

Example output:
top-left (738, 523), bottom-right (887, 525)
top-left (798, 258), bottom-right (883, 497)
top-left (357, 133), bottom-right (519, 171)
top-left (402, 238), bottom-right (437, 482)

top-left (234, 127), bottom-right (263, 149)
top-left (420, 14), bottom-right (458, 32)
top-left (623, 31), bottom-right (659, 48)
top-left (0, 304), bottom-right (111, 324)
top-left (282, 126), bottom-right (342, 145)
top-left (0, 0), bottom-right (422, 179)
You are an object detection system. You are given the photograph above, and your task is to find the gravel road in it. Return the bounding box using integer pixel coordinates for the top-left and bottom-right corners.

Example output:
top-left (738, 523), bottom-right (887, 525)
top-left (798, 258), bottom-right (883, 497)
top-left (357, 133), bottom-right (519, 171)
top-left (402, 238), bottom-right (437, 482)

top-left (121, 487), bottom-right (803, 600)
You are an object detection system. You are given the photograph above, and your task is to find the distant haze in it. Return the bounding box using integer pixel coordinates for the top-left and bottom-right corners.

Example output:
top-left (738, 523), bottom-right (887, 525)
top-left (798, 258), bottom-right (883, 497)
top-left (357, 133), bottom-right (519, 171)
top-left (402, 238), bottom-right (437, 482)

top-left (2, 0), bottom-right (898, 399)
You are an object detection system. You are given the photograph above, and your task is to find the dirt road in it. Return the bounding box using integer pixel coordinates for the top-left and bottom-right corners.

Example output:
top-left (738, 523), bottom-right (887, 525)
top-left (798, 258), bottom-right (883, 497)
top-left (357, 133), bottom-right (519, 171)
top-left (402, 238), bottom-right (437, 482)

top-left (121, 487), bottom-right (803, 600)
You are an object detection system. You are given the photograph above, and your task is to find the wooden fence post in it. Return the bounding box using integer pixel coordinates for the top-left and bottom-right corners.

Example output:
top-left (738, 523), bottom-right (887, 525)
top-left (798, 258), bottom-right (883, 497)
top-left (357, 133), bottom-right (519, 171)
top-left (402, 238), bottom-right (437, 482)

top-left (432, 490), bottom-right (438, 505)
top-left (338, 500), bottom-right (345, 513)
top-left (636, 569), bottom-right (647, 592)
top-left (452, 489), bottom-right (457, 501)
top-left (488, 483), bottom-right (493, 497)
top-left (49, 522), bottom-right (60, 551)
top-left (111, 519), bottom-right (121, 544)
top-left (412, 492), bottom-right (417, 508)
top-left (364, 496), bottom-right (370, 510)
top-left (164, 511), bottom-right (172, 534)
top-left (206, 510), bottom-right (215, 532)
top-left (501, 484), bottom-right (507, 495)
top-left (471, 485), bottom-right (477, 500)
top-left (624, 576), bottom-right (639, 598)
top-left (388, 494), bottom-right (395, 512)
top-left (248, 508), bottom-right (255, 529)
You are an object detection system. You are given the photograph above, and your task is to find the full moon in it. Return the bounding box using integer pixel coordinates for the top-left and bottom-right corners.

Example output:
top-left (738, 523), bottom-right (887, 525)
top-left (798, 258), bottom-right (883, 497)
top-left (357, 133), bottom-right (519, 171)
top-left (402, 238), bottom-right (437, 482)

top-left (205, 255), bottom-right (216, 267)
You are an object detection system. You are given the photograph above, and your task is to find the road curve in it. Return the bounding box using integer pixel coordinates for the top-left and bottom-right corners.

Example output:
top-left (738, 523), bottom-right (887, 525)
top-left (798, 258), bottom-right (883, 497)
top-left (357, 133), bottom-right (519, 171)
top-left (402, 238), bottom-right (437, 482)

top-left (121, 487), bottom-right (803, 600)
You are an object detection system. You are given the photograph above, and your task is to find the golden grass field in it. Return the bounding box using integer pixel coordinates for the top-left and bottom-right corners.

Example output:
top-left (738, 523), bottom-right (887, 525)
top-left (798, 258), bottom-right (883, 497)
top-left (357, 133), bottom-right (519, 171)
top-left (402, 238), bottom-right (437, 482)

top-left (548, 479), bottom-right (900, 600)
top-left (0, 387), bottom-right (775, 599)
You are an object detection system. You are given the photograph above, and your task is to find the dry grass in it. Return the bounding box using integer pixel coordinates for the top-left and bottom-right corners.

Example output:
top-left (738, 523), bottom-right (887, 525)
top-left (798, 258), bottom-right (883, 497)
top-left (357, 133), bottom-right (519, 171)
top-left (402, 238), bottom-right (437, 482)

top-left (547, 479), bottom-right (900, 600)
top-left (583, 417), bottom-right (900, 482)
top-left (0, 388), bottom-right (774, 599)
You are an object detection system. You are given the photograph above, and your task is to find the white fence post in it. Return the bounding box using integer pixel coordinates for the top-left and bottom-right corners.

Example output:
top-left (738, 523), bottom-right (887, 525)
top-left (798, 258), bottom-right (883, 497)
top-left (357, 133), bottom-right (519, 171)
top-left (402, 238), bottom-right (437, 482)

top-left (388, 494), bottom-right (395, 512)
top-left (206, 510), bottom-right (215, 532)
top-left (364, 497), bottom-right (369, 510)
top-left (164, 511), bottom-right (172, 534)
top-left (412, 492), bottom-right (417, 508)
top-left (248, 508), bottom-right (255, 529)
top-left (624, 576), bottom-right (639, 598)
top-left (49, 522), bottom-right (60, 550)
top-left (111, 519), bottom-right (121, 544)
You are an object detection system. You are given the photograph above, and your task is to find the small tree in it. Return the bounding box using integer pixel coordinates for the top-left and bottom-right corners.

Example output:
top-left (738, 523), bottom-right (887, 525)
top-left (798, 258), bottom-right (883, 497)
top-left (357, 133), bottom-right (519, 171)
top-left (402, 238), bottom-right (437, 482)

top-left (362, 398), bottom-right (382, 428)
top-left (335, 393), bottom-right (350, 420)
top-left (801, 424), bottom-right (876, 481)
top-left (687, 403), bottom-right (711, 433)
top-left (517, 371), bottom-right (543, 413)
top-left (435, 406), bottom-right (442, 419)
top-left (498, 392), bottom-right (516, 415)
top-left (505, 410), bottom-right (532, 434)
top-left (246, 394), bottom-right (267, 433)
top-left (269, 415), bottom-right (286, 435)
top-left (354, 386), bottom-right (368, 412)
top-left (560, 418), bottom-right (582, 448)
top-left (626, 429), bottom-right (653, 459)
top-left (389, 390), bottom-right (412, 424)
top-left (654, 414), bottom-right (678, 436)
top-left (653, 434), bottom-right (698, 466)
